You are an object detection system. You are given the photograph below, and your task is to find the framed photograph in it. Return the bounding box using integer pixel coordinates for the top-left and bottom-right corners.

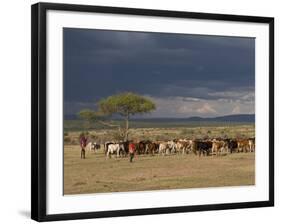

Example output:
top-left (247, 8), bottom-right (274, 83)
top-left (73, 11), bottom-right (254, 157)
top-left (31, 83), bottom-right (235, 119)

top-left (31, 2), bottom-right (274, 222)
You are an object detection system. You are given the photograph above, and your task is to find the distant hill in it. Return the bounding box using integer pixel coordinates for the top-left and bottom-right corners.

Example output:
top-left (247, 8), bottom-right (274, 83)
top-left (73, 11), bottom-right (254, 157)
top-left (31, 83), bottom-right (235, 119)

top-left (183, 114), bottom-right (255, 122)
top-left (130, 114), bottom-right (255, 123)
top-left (65, 114), bottom-right (254, 123)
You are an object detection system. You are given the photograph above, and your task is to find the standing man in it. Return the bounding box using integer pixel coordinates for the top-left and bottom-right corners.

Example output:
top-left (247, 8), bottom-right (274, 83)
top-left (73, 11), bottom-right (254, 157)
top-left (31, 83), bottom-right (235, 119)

top-left (129, 141), bottom-right (136, 163)
top-left (80, 134), bottom-right (87, 159)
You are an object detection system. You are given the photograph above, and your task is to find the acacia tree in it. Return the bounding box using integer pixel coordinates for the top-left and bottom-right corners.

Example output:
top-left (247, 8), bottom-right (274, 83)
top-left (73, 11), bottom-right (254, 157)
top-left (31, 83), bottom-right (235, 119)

top-left (78, 92), bottom-right (156, 141)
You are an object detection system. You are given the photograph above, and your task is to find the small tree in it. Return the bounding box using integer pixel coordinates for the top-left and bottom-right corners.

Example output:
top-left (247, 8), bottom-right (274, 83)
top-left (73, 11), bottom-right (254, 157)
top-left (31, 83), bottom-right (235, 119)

top-left (78, 92), bottom-right (156, 141)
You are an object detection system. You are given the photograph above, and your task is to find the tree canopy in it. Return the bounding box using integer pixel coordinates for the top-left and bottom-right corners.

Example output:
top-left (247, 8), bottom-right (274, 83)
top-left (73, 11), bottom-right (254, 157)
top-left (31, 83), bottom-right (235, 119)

top-left (78, 92), bottom-right (156, 140)
top-left (99, 92), bottom-right (156, 116)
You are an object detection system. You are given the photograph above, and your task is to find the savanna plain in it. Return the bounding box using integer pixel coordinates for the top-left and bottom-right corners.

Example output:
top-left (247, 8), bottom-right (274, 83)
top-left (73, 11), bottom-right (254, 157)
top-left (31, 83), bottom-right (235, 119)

top-left (64, 123), bottom-right (255, 195)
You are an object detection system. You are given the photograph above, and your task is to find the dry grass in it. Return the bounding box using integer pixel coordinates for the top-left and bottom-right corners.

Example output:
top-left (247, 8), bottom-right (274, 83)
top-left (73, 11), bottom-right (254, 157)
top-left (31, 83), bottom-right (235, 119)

top-left (64, 145), bottom-right (255, 195)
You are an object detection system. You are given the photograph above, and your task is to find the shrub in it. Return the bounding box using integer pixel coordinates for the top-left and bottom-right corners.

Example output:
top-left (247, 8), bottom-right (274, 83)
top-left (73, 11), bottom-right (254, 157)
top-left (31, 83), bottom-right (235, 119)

top-left (111, 131), bottom-right (124, 141)
top-left (79, 131), bottom-right (90, 139)
top-left (180, 129), bottom-right (194, 135)
top-left (64, 136), bottom-right (71, 144)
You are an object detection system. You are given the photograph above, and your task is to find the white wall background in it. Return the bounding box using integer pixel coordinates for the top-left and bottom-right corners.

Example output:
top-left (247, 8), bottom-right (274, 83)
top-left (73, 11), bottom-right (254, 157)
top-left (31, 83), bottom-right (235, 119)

top-left (0, 0), bottom-right (279, 223)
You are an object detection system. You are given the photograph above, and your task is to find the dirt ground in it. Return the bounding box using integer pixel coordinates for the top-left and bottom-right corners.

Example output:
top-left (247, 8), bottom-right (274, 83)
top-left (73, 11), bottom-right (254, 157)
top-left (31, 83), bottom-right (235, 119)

top-left (64, 145), bottom-right (255, 195)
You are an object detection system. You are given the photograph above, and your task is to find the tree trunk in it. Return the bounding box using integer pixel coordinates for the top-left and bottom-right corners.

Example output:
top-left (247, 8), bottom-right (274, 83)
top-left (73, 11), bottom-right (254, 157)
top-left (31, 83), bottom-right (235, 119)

top-left (124, 112), bottom-right (129, 141)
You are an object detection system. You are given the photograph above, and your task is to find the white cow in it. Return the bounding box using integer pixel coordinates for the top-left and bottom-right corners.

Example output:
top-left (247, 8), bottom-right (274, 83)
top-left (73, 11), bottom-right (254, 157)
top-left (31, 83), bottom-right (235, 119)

top-left (248, 139), bottom-right (255, 152)
top-left (104, 141), bottom-right (114, 154)
top-left (90, 142), bottom-right (100, 153)
top-left (158, 143), bottom-right (167, 155)
top-left (107, 143), bottom-right (125, 158)
top-left (158, 141), bottom-right (176, 155)
top-left (167, 140), bottom-right (176, 154)
top-left (85, 141), bottom-right (92, 152)
top-left (85, 141), bottom-right (99, 153)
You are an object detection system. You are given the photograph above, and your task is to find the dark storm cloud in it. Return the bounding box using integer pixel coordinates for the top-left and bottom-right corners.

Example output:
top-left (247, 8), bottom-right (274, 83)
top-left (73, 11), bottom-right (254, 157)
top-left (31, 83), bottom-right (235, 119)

top-left (64, 28), bottom-right (255, 117)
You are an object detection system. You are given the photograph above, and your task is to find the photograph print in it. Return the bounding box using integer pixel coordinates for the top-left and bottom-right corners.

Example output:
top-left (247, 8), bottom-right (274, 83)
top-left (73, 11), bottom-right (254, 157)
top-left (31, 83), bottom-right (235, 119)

top-left (63, 28), bottom-right (255, 195)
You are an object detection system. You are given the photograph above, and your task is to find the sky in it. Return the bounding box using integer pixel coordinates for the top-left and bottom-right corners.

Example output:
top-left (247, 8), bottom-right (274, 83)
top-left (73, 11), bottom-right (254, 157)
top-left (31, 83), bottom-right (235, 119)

top-left (63, 28), bottom-right (255, 118)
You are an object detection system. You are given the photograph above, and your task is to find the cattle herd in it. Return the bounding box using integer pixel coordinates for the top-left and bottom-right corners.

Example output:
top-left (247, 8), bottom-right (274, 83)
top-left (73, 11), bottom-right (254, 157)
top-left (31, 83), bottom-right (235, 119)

top-left (86, 138), bottom-right (255, 158)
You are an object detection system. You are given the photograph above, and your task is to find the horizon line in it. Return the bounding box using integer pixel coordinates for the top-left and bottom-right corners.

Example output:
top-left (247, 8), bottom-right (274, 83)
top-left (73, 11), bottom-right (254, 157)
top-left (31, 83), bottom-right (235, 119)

top-left (64, 113), bottom-right (255, 120)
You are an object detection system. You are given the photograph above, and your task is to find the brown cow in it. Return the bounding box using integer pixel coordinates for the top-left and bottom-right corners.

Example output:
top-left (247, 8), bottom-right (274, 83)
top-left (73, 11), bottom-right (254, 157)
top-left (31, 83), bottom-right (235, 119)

top-left (145, 141), bottom-right (159, 155)
top-left (211, 139), bottom-right (228, 156)
top-left (237, 139), bottom-right (250, 153)
top-left (176, 140), bottom-right (192, 154)
top-left (136, 141), bottom-right (146, 154)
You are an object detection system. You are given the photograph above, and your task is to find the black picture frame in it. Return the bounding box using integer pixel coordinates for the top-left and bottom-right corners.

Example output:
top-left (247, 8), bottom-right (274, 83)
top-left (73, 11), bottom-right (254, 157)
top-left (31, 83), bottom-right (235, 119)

top-left (31, 2), bottom-right (274, 222)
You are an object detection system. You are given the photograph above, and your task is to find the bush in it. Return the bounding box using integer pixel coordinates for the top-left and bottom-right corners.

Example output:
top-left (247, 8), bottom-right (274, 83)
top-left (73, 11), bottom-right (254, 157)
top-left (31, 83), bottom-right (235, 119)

top-left (180, 129), bottom-right (194, 135)
top-left (64, 136), bottom-right (71, 144)
top-left (79, 131), bottom-right (90, 139)
top-left (111, 131), bottom-right (124, 141)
